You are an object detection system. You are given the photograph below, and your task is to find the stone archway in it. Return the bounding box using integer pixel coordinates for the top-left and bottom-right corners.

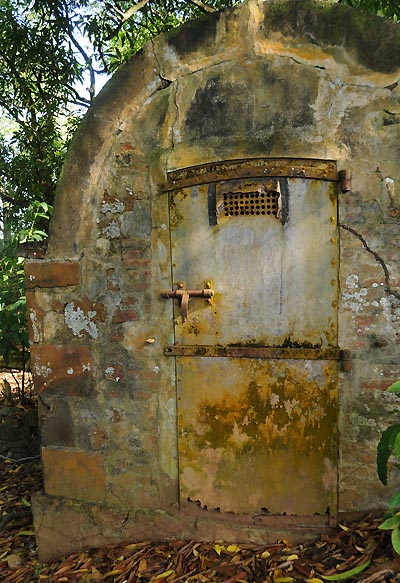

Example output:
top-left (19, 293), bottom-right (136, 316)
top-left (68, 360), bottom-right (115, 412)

top-left (26, 0), bottom-right (400, 561)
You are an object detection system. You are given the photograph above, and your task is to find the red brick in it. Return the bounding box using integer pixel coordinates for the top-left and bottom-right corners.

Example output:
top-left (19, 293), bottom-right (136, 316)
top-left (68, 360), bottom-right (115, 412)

top-left (67, 297), bottom-right (106, 322)
top-left (106, 269), bottom-right (120, 292)
top-left (121, 249), bottom-right (148, 261)
top-left (50, 299), bottom-right (65, 313)
top-left (25, 261), bottom-right (80, 289)
top-left (31, 344), bottom-right (94, 395)
top-left (105, 365), bottom-right (124, 382)
top-left (90, 425), bottom-right (108, 449)
top-left (112, 308), bottom-right (138, 323)
top-left (122, 296), bottom-right (137, 306)
top-left (122, 259), bottom-right (151, 271)
top-left (120, 142), bottom-right (135, 151)
top-left (125, 283), bottom-right (149, 291)
top-left (121, 238), bottom-right (149, 250)
top-left (42, 447), bottom-right (105, 503)
top-left (101, 187), bottom-right (136, 211)
top-left (110, 325), bottom-right (124, 342)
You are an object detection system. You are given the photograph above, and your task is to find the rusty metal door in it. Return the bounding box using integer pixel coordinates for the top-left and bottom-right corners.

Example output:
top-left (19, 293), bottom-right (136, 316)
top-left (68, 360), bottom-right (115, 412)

top-left (165, 160), bottom-right (339, 517)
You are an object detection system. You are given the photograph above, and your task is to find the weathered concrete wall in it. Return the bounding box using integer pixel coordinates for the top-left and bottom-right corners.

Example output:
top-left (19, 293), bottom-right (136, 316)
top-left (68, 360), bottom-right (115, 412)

top-left (26, 0), bottom-right (400, 561)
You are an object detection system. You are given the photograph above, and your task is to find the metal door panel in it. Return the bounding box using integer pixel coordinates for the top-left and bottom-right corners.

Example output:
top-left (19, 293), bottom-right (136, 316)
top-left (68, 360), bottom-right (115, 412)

top-left (177, 357), bottom-right (337, 515)
top-left (169, 179), bottom-right (337, 347)
top-left (168, 174), bottom-right (338, 517)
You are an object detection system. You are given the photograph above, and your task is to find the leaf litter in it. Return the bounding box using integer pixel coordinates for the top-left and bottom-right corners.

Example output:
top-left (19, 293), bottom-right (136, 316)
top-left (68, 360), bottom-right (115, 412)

top-left (1, 455), bottom-right (400, 583)
top-left (0, 391), bottom-right (399, 583)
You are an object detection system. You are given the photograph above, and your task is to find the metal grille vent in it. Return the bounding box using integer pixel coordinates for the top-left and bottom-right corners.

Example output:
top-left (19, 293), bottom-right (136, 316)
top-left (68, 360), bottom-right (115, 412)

top-left (223, 191), bottom-right (279, 217)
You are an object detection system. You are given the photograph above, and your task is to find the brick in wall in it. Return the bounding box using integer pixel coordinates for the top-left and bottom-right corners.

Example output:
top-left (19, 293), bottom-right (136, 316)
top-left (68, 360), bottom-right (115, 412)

top-left (25, 261), bottom-right (80, 289)
top-left (42, 447), bottom-right (106, 503)
top-left (31, 344), bottom-right (94, 396)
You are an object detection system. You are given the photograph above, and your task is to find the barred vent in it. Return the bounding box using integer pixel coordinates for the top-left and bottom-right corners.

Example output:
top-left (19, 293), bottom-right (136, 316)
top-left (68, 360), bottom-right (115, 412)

top-left (223, 191), bottom-right (279, 217)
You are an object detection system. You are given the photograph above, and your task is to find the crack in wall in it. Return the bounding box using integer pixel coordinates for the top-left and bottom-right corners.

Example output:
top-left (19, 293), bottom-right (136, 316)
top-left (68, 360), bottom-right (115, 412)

top-left (171, 79), bottom-right (179, 151)
top-left (150, 38), bottom-right (172, 89)
top-left (339, 222), bottom-right (400, 302)
top-left (120, 510), bottom-right (130, 533)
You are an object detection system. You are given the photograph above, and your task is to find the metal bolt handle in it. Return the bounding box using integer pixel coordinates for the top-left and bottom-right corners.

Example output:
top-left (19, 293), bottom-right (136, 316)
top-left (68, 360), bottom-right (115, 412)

top-left (162, 286), bottom-right (214, 322)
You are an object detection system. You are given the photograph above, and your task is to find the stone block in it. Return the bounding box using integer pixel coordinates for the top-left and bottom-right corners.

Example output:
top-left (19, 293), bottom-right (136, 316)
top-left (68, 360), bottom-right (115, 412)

top-left (42, 447), bottom-right (106, 503)
top-left (120, 203), bottom-right (151, 238)
top-left (31, 344), bottom-right (94, 395)
top-left (26, 290), bottom-right (45, 343)
top-left (40, 399), bottom-right (75, 447)
top-left (25, 261), bottom-right (80, 289)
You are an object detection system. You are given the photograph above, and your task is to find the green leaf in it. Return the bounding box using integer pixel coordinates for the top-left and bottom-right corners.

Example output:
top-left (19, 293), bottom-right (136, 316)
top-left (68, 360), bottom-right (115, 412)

top-left (377, 424), bottom-right (400, 485)
top-left (379, 514), bottom-right (400, 530)
top-left (392, 527), bottom-right (400, 556)
top-left (321, 561), bottom-right (370, 580)
top-left (388, 381), bottom-right (400, 394)
top-left (388, 491), bottom-right (400, 512)
top-left (388, 491), bottom-right (400, 511)
top-left (394, 432), bottom-right (400, 459)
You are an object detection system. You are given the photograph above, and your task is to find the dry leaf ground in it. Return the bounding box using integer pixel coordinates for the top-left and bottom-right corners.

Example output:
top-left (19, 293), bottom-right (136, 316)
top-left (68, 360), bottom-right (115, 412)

top-left (1, 372), bottom-right (400, 583)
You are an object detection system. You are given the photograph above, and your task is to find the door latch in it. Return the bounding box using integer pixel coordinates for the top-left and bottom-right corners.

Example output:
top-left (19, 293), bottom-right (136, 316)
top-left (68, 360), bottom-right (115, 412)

top-left (162, 281), bottom-right (214, 323)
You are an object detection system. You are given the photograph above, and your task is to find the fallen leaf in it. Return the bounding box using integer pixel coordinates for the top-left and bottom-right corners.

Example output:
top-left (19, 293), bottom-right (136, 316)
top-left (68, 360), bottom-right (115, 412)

top-left (104, 568), bottom-right (122, 577)
top-left (321, 560), bottom-right (371, 580)
top-left (6, 553), bottom-right (23, 568)
top-left (226, 545), bottom-right (241, 553)
top-left (152, 569), bottom-right (175, 580)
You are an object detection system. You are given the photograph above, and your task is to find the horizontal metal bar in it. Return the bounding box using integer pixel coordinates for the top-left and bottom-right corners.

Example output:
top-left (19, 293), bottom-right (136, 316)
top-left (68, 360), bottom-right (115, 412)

top-left (161, 158), bottom-right (338, 191)
top-left (164, 345), bottom-right (343, 360)
top-left (161, 289), bottom-right (214, 298)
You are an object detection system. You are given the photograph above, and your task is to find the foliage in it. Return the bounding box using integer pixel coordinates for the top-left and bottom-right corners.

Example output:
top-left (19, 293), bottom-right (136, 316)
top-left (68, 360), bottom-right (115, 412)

top-left (340, 0), bottom-right (400, 21)
top-left (78, 0), bottom-right (239, 73)
top-left (0, 201), bottom-right (51, 395)
top-left (0, 0), bottom-right (398, 375)
top-left (377, 381), bottom-right (400, 555)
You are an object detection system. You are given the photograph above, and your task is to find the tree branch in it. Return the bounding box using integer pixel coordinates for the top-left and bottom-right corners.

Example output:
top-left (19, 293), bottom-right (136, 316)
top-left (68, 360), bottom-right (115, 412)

top-left (187, 0), bottom-right (218, 13)
top-left (0, 454), bottom-right (40, 463)
top-left (65, 84), bottom-right (91, 106)
top-left (68, 34), bottom-right (96, 101)
top-left (120, 0), bottom-right (153, 23)
top-left (0, 193), bottom-right (29, 209)
top-left (0, 511), bottom-right (31, 532)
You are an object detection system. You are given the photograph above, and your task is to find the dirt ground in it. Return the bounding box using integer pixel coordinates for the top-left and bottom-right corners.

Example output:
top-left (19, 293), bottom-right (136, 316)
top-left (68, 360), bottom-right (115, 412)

top-left (1, 370), bottom-right (400, 583)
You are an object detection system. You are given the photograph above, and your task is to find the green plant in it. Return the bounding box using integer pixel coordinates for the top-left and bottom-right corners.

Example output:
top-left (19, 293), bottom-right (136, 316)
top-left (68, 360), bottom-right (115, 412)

top-left (376, 380), bottom-right (400, 555)
top-left (0, 200), bottom-right (51, 400)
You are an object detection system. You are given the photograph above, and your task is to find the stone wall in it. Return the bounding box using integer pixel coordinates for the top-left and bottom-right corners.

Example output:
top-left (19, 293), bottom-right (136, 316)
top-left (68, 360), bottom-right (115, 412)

top-left (26, 0), bottom-right (400, 561)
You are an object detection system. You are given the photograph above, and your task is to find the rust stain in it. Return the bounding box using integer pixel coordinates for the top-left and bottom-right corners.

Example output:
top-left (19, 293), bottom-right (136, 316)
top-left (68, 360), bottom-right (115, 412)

top-left (165, 345), bottom-right (342, 359)
top-left (178, 358), bottom-right (338, 515)
top-left (190, 366), bottom-right (335, 456)
top-left (168, 192), bottom-right (184, 229)
top-left (163, 158), bottom-right (338, 191)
